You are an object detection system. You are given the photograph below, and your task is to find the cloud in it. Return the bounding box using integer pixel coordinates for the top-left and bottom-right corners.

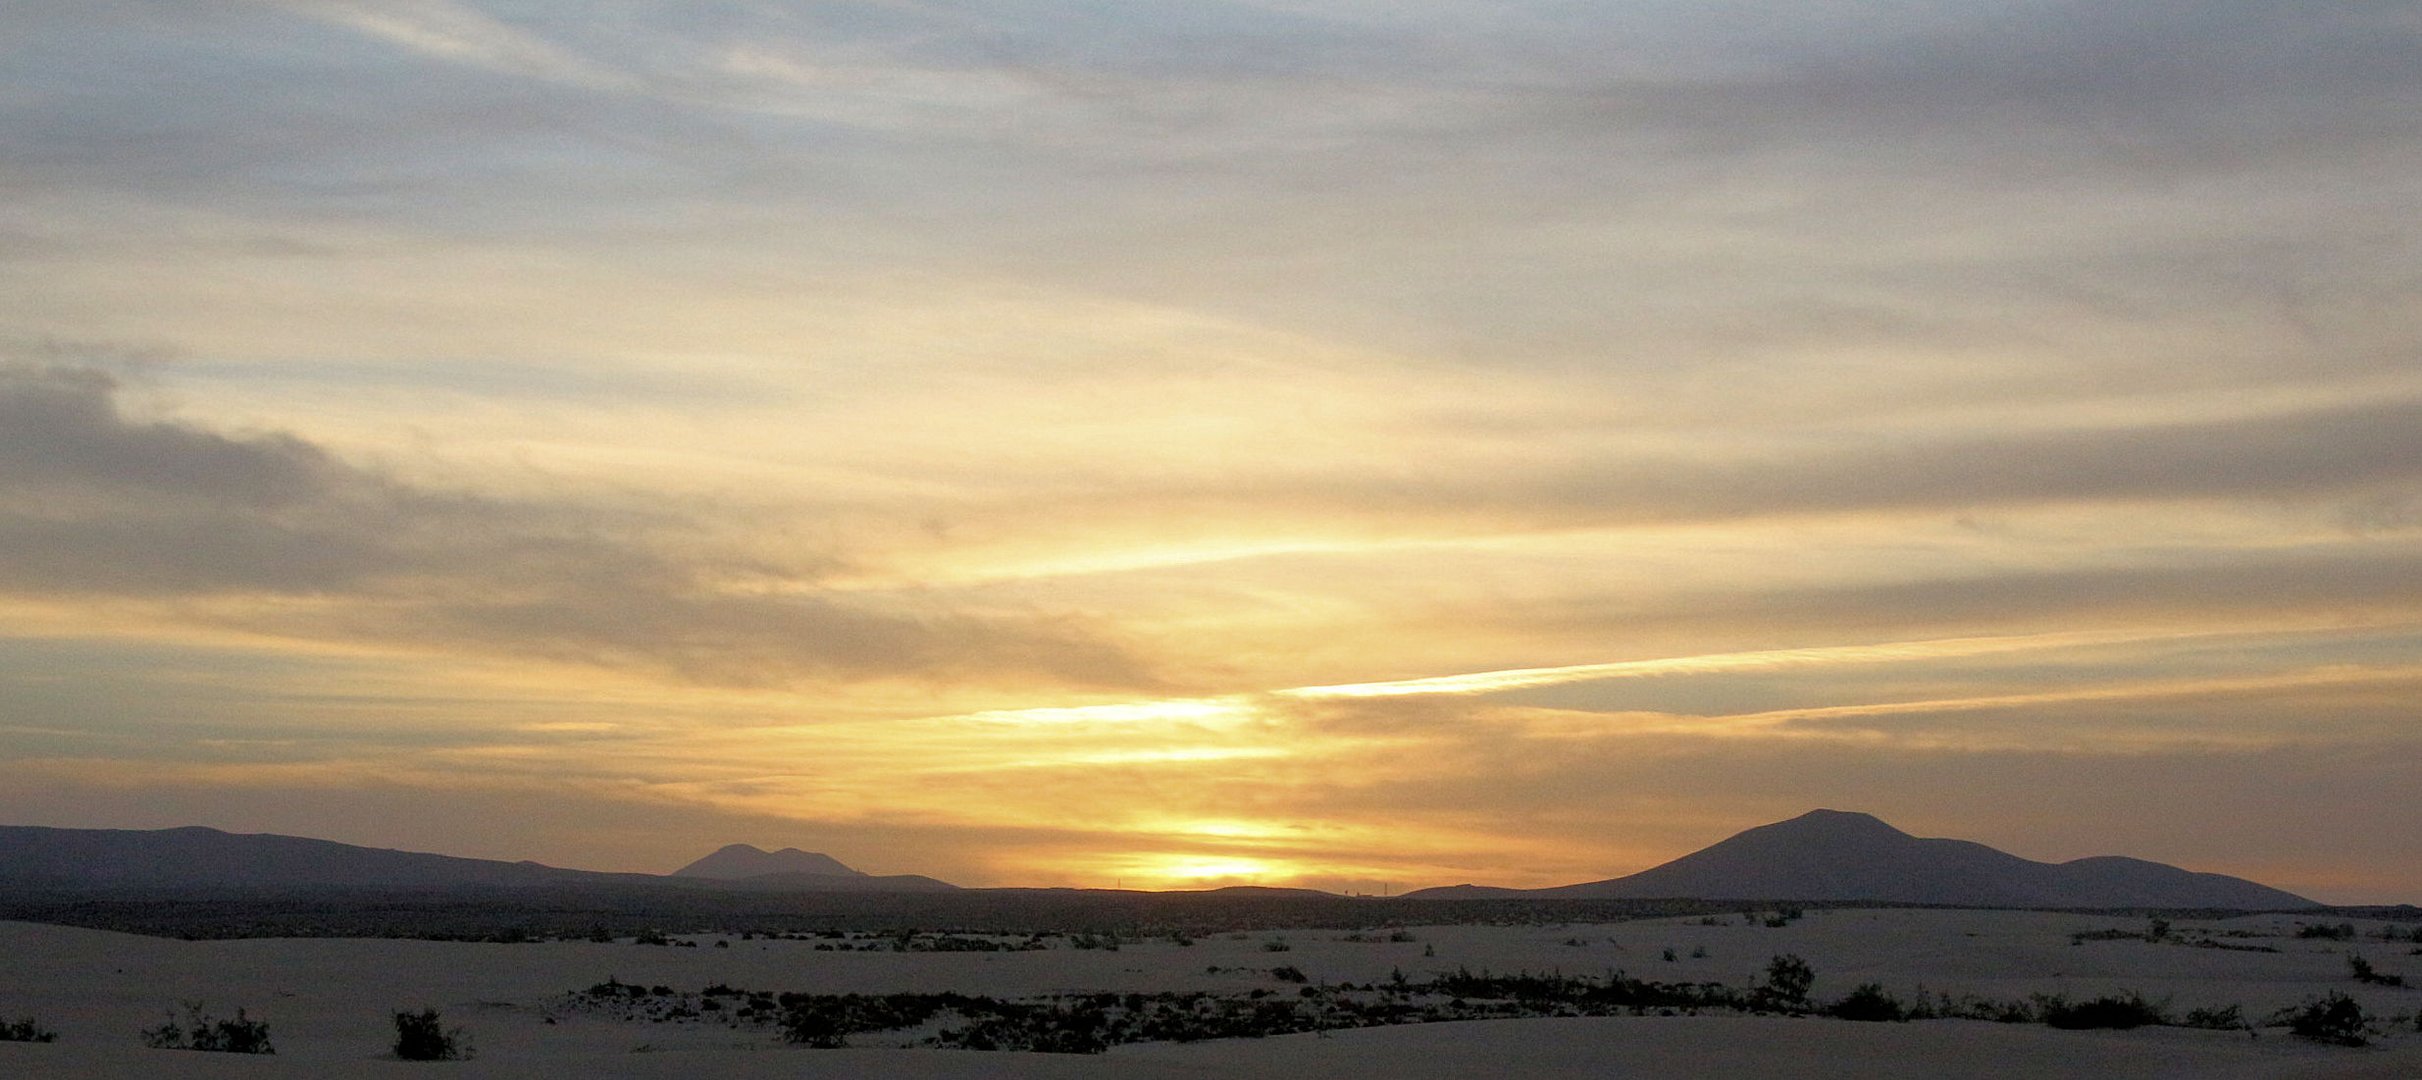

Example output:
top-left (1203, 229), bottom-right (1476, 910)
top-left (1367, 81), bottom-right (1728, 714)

top-left (1016, 392), bottom-right (2422, 540)
top-left (0, 364), bottom-right (333, 509)
top-left (0, 361), bottom-right (1148, 689)
top-left (263, 0), bottom-right (640, 92)
top-left (1451, 543), bottom-right (2422, 660)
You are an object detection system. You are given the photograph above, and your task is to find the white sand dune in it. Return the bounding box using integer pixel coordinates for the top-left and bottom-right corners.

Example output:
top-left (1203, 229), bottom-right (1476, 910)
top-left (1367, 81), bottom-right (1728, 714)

top-left (4, 909), bottom-right (2416, 1078)
top-left (1118, 1016), bottom-right (2416, 1080)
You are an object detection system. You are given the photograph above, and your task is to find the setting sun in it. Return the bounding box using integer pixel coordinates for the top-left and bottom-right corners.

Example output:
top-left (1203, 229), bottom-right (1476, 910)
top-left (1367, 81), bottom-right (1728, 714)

top-left (1128, 856), bottom-right (1288, 888)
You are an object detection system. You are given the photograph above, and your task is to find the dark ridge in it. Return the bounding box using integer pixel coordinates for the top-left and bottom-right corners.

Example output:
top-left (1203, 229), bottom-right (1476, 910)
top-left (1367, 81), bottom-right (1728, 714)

top-left (672, 844), bottom-right (865, 880)
top-left (1402, 809), bottom-right (2319, 909)
top-left (0, 825), bottom-right (955, 894)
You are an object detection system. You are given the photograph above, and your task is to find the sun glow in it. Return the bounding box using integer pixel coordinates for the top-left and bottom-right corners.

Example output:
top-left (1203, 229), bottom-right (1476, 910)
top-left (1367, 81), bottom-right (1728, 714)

top-left (955, 699), bottom-right (1253, 727)
top-left (1166, 820), bottom-right (1292, 840)
top-left (1143, 856), bottom-right (1284, 884)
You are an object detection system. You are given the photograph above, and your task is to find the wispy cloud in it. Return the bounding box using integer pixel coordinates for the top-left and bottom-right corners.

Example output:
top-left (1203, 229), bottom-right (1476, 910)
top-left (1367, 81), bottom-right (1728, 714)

top-left (1279, 629), bottom-right (2186, 700)
top-left (263, 0), bottom-right (640, 91)
top-left (0, 360), bottom-right (1148, 689)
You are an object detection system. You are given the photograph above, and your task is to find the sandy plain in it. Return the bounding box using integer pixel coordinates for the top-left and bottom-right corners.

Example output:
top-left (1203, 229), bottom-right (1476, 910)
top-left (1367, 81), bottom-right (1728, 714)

top-left (4, 908), bottom-right (2419, 1078)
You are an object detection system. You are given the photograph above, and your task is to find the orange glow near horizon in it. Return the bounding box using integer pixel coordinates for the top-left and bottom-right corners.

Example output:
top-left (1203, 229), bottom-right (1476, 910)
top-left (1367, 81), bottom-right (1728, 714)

top-left (1138, 856), bottom-right (1286, 885)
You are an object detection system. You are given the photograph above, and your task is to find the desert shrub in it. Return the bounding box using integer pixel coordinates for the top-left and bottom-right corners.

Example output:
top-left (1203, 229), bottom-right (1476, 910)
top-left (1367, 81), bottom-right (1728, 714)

top-left (2041, 993), bottom-right (2167, 1030)
top-left (776, 992), bottom-right (972, 1049)
top-left (1870, 991), bottom-right (2029, 1024)
top-left (2349, 955), bottom-right (2406, 987)
top-left (2181, 1003), bottom-right (2246, 1031)
top-left (392, 1008), bottom-right (469, 1061)
top-left (1, 1016), bottom-right (59, 1043)
top-left (1760, 954), bottom-right (1814, 1009)
top-left (142, 1002), bottom-right (274, 1054)
top-left (1270, 965), bottom-right (1308, 984)
top-left (1824, 983), bottom-right (1907, 1022)
top-left (2285, 992), bottom-right (2369, 1046)
top-left (1260, 939), bottom-right (1292, 953)
top-left (784, 1008), bottom-right (848, 1049)
top-left (2296, 923), bottom-right (2356, 941)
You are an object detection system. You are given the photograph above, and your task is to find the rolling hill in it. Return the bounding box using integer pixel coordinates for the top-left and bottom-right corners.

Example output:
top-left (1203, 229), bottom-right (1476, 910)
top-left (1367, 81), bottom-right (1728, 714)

top-left (0, 825), bottom-right (956, 893)
top-left (672, 843), bottom-right (865, 880)
top-left (1405, 810), bottom-right (2317, 909)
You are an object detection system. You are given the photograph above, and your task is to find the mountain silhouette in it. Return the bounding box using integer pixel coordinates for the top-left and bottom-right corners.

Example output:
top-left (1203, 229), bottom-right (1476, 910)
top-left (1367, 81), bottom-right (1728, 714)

top-left (1405, 810), bottom-right (2316, 908)
top-left (672, 843), bottom-right (862, 879)
top-left (0, 825), bottom-right (654, 890)
top-left (0, 825), bottom-right (955, 893)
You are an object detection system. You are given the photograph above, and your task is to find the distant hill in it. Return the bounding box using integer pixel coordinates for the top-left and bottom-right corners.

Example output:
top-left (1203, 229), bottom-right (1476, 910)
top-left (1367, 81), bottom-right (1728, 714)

top-left (673, 844), bottom-right (863, 880)
top-left (667, 843), bottom-right (958, 893)
top-left (1404, 810), bottom-right (2317, 909)
top-left (0, 825), bottom-right (657, 890)
top-left (0, 825), bottom-right (956, 893)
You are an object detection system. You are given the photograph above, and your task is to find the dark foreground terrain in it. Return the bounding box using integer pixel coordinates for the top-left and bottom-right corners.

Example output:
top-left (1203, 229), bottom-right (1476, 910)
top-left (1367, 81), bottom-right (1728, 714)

top-left (3, 881), bottom-right (2401, 944)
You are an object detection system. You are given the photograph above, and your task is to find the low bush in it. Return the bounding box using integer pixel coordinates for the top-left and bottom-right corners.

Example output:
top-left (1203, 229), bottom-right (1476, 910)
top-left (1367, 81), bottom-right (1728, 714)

top-left (141, 1003), bottom-right (274, 1054)
top-left (2180, 1003), bottom-right (2246, 1031)
top-left (2349, 955), bottom-right (2406, 987)
top-left (1759, 954), bottom-right (1814, 1009)
top-left (2040, 993), bottom-right (2167, 1030)
top-left (1824, 984), bottom-right (1907, 1022)
top-left (2285, 992), bottom-right (2368, 1047)
top-left (1, 1016), bottom-right (59, 1043)
top-left (393, 1008), bottom-right (470, 1061)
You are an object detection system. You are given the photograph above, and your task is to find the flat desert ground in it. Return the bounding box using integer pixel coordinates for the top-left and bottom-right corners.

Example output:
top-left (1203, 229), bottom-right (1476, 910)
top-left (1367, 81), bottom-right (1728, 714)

top-left (5, 908), bottom-right (2419, 1078)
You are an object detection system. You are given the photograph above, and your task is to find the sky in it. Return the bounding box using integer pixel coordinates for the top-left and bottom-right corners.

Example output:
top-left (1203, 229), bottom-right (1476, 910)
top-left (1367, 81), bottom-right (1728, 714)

top-left (1, 1), bottom-right (2417, 903)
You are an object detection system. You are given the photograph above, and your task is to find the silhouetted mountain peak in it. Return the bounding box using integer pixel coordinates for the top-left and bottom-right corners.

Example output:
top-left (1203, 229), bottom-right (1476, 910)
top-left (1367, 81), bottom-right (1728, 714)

top-left (1401, 810), bottom-right (2317, 909)
top-left (672, 844), bottom-right (862, 880)
top-left (0, 825), bottom-right (954, 892)
top-left (1754, 809), bottom-right (1910, 842)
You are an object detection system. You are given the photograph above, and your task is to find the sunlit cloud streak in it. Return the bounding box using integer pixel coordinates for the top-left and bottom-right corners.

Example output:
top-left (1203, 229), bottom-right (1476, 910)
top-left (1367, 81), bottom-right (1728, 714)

top-left (1281, 629), bottom-right (2233, 700)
